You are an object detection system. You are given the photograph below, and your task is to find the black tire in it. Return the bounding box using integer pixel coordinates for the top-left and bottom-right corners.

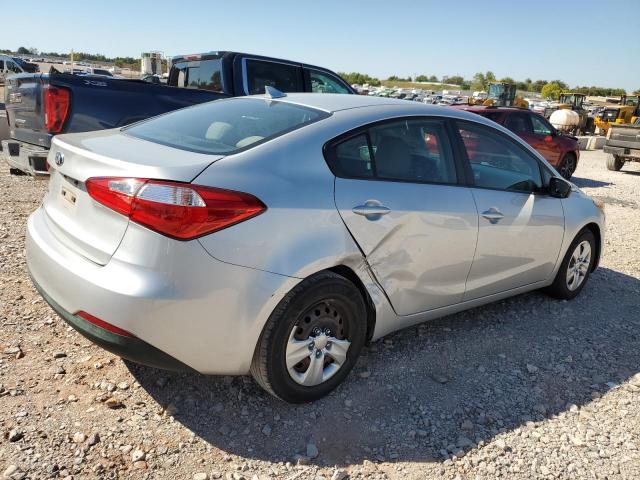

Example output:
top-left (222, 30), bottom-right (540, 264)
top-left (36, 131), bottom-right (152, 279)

top-left (558, 153), bottom-right (577, 180)
top-left (606, 154), bottom-right (625, 171)
top-left (544, 229), bottom-right (596, 300)
top-left (250, 271), bottom-right (367, 403)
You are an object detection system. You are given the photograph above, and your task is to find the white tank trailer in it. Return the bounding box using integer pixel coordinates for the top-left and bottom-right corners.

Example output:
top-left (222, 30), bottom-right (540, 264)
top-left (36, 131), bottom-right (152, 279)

top-left (549, 109), bottom-right (580, 133)
top-left (141, 52), bottom-right (163, 75)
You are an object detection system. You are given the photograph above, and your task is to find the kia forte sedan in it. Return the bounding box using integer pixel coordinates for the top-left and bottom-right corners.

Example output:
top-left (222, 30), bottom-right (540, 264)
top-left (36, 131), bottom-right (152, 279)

top-left (26, 93), bottom-right (604, 403)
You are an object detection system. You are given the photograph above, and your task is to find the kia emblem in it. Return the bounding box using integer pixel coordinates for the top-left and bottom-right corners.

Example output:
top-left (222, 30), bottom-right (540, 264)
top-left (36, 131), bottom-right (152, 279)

top-left (55, 152), bottom-right (64, 166)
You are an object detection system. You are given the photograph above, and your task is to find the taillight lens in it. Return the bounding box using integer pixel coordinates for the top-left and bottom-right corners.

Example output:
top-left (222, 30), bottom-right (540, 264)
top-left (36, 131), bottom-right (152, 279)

top-left (44, 85), bottom-right (70, 133)
top-left (85, 177), bottom-right (266, 240)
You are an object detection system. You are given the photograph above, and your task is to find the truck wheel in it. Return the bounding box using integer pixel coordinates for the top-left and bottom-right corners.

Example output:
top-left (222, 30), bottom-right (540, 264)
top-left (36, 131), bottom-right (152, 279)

top-left (605, 154), bottom-right (625, 171)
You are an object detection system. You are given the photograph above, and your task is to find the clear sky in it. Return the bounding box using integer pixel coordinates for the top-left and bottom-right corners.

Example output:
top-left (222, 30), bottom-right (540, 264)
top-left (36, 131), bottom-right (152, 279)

top-left (2, 0), bottom-right (638, 91)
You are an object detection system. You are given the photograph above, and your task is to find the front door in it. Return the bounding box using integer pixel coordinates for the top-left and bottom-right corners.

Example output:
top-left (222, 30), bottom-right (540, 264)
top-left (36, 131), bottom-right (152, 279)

top-left (328, 118), bottom-right (478, 316)
top-left (455, 120), bottom-right (565, 300)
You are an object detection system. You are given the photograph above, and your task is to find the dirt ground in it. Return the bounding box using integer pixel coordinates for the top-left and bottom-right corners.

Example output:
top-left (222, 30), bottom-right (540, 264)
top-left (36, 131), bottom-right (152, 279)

top-left (1, 150), bottom-right (640, 480)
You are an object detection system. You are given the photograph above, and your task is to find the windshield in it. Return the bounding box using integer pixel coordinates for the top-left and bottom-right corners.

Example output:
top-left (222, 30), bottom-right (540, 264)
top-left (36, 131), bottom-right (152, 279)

top-left (125, 98), bottom-right (330, 155)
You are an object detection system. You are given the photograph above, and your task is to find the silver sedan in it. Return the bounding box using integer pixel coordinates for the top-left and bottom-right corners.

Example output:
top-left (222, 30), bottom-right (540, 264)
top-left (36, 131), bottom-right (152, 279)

top-left (26, 93), bottom-right (605, 402)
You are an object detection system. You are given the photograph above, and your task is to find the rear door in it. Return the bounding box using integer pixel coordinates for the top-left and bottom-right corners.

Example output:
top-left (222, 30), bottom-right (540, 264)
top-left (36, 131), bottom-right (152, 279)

top-left (455, 120), bottom-right (565, 300)
top-left (329, 117), bottom-right (478, 316)
top-left (529, 113), bottom-right (562, 164)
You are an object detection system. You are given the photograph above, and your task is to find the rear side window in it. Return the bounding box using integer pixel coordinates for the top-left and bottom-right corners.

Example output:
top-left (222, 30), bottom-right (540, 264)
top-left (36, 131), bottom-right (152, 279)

top-left (328, 118), bottom-right (457, 184)
top-left (457, 122), bottom-right (542, 193)
top-left (171, 59), bottom-right (224, 91)
top-left (245, 60), bottom-right (303, 95)
top-left (125, 98), bottom-right (329, 155)
top-left (504, 113), bottom-right (532, 134)
top-left (308, 69), bottom-right (351, 94)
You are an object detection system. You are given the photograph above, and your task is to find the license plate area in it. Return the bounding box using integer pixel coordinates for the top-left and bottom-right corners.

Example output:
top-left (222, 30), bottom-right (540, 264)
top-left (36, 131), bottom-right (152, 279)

top-left (61, 186), bottom-right (78, 208)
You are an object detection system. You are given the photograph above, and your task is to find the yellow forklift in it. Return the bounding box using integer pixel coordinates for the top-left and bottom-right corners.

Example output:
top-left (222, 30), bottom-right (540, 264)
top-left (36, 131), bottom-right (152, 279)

top-left (479, 82), bottom-right (529, 108)
top-left (594, 95), bottom-right (640, 135)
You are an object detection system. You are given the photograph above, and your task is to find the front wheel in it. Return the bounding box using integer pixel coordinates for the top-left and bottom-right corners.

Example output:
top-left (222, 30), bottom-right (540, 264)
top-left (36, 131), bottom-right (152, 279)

top-left (544, 229), bottom-right (596, 300)
top-left (606, 154), bottom-right (625, 171)
top-left (558, 153), bottom-right (577, 180)
top-left (251, 272), bottom-right (367, 403)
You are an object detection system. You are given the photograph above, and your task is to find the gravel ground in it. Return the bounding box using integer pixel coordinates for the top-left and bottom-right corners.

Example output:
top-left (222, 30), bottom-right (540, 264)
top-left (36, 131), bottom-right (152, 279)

top-left (1, 149), bottom-right (639, 480)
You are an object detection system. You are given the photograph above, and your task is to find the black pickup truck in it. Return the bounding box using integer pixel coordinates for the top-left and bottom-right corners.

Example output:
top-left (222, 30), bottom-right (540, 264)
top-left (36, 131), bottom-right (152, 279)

top-left (1, 51), bottom-right (354, 176)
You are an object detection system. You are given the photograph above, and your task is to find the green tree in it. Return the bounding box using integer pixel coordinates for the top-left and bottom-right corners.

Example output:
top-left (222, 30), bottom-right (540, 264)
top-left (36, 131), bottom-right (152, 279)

top-left (541, 82), bottom-right (563, 100)
top-left (428, 75), bottom-right (438, 82)
top-left (387, 75), bottom-right (412, 82)
top-left (337, 72), bottom-right (381, 86)
top-left (17, 46), bottom-right (30, 54)
top-left (485, 71), bottom-right (496, 83)
top-left (447, 75), bottom-right (465, 85)
top-left (532, 80), bottom-right (547, 92)
top-left (470, 72), bottom-right (486, 91)
top-left (500, 77), bottom-right (515, 85)
top-left (415, 74), bottom-right (430, 82)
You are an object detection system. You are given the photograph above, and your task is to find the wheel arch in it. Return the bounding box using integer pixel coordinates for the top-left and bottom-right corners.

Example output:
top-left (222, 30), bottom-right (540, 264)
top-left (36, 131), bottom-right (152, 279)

top-left (327, 265), bottom-right (377, 343)
top-left (582, 222), bottom-right (602, 271)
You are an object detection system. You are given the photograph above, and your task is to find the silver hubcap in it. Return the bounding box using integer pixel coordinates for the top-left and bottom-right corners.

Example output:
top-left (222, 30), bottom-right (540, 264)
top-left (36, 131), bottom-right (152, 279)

top-left (286, 327), bottom-right (351, 387)
top-left (566, 240), bottom-right (591, 291)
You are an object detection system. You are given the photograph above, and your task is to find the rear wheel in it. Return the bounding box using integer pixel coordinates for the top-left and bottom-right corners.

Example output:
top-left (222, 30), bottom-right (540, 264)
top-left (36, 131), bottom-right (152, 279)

top-left (251, 271), bottom-right (367, 403)
top-left (558, 153), bottom-right (577, 180)
top-left (606, 154), bottom-right (625, 171)
top-left (544, 229), bottom-right (596, 300)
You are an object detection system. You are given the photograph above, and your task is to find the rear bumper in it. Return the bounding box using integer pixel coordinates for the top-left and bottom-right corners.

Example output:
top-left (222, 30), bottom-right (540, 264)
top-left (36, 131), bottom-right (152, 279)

top-left (31, 274), bottom-right (195, 372)
top-left (1, 140), bottom-right (50, 177)
top-left (26, 207), bottom-right (300, 374)
top-left (603, 144), bottom-right (640, 159)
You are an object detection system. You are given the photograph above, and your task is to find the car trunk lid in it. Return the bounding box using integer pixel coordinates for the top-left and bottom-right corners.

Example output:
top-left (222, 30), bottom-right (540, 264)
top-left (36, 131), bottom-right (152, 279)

top-left (43, 129), bottom-right (224, 265)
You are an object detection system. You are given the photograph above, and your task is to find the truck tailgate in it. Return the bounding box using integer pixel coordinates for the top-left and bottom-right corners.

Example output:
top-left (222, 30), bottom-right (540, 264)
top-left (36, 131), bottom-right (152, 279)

top-left (4, 74), bottom-right (51, 148)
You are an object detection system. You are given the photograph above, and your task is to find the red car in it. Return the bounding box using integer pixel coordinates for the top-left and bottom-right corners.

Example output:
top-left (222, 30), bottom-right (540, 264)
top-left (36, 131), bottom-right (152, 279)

top-left (455, 106), bottom-right (580, 179)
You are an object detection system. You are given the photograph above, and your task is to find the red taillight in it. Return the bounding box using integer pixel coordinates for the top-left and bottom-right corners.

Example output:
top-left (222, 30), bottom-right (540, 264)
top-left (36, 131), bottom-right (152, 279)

top-left (77, 311), bottom-right (135, 337)
top-left (85, 177), bottom-right (266, 240)
top-left (44, 85), bottom-right (70, 133)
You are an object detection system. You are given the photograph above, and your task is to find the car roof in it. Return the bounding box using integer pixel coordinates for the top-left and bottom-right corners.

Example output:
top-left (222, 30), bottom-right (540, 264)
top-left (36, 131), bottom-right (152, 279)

top-left (455, 105), bottom-right (527, 114)
top-left (261, 92), bottom-right (410, 112)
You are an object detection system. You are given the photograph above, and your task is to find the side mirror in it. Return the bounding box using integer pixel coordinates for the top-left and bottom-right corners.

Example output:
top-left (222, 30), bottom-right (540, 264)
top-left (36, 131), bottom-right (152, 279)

top-left (548, 177), bottom-right (572, 198)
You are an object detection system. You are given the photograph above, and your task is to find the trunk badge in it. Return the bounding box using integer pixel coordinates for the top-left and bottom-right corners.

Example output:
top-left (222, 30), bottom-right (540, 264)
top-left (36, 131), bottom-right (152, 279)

top-left (55, 152), bottom-right (64, 166)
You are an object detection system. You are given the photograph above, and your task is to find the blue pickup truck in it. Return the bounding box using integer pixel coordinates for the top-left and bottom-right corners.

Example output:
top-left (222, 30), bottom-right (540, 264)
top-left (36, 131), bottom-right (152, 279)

top-left (1, 51), bottom-right (354, 176)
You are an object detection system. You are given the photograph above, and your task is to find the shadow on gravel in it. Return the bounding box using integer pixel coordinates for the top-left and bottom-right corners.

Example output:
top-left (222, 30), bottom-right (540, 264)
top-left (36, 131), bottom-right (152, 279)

top-left (571, 176), bottom-right (611, 189)
top-left (128, 267), bottom-right (640, 467)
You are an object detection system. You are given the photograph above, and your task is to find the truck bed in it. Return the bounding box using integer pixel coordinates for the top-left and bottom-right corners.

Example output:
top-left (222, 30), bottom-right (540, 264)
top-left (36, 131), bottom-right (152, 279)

top-left (4, 72), bottom-right (228, 150)
top-left (604, 121), bottom-right (640, 160)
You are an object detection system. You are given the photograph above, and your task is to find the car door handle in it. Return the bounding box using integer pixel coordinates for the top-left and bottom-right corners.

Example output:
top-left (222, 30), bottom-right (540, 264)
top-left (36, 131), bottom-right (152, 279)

top-left (352, 201), bottom-right (391, 220)
top-left (481, 208), bottom-right (504, 224)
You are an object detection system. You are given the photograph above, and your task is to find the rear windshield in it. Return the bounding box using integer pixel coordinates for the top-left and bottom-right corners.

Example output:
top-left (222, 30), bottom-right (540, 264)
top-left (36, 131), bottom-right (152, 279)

top-left (170, 59), bottom-right (224, 91)
top-left (124, 98), bottom-right (330, 155)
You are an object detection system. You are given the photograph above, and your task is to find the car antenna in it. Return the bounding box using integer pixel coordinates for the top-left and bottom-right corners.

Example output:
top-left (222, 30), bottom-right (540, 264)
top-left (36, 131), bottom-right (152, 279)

top-left (265, 86), bottom-right (286, 99)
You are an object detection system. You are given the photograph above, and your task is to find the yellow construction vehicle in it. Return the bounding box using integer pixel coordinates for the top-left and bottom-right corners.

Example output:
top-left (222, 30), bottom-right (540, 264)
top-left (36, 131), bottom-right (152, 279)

top-left (595, 95), bottom-right (640, 135)
top-left (477, 82), bottom-right (529, 108)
